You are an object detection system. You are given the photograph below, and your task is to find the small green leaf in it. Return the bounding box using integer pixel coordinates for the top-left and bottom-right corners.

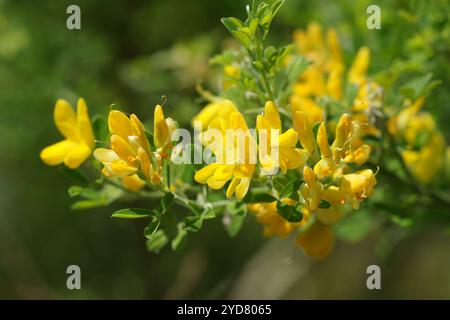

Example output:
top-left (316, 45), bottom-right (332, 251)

top-left (159, 192), bottom-right (174, 213)
top-left (249, 193), bottom-right (277, 203)
top-left (221, 17), bottom-right (245, 33)
top-left (146, 230), bottom-right (168, 253)
top-left (91, 115), bottom-right (108, 142)
top-left (144, 217), bottom-right (161, 238)
top-left (279, 179), bottom-right (302, 200)
top-left (276, 202), bottom-right (303, 222)
top-left (224, 212), bottom-right (246, 237)
top-left (70, 198), bottom-right (109, 210)
top-left (112, 208), bottom-right (156, 219)
top-left (184, 215), bottom-right (203, 232)
top-left (171, 223), bottom-right (188, 252)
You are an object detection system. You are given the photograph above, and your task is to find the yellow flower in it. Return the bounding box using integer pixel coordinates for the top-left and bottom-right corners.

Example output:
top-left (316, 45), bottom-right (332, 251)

top-left (293, 111), bottom-right (316, 154)
top-left (94, 110), bottom-right (161, 190)
top-left (389, 97), bottom-right (447, 183)
top-left (248, 199), bottom-right (303, 238)
top-left (348, 46), bottom-right (370, 85)
top-left (291, 22), bottom-right (345, 105)
top-left (290, 96), bottom-right (324, 125)
top-left (340, 169), bottom-right (377, 208)
top-left (191, 99), bottom-right (238, 131)
top-left (41, 98), bottom-right (94, 169)
top-left (257, 101), bottom-right (309, 173)
top-left (194, 109), bottom-right (256, 200)
top-left (316, 186), bottom-right (345, 225)
top-left (154, 104), bottom-right (175, 157)
top-left (296, 221), bottom-right (335, 259)
top-left (300, 166), bottom-right (323, 212)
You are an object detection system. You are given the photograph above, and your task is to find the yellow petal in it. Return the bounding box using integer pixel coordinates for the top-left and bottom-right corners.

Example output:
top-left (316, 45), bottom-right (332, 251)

top-left (104, 161), bottom-right (137, 177)
top-left (344, 144), bottom-right (371, 165)
top-left (154, 104), bottom-right (170, 149)
top-left (332, 113), bottom-right (351, 151)
top-left (235, 177), bottom-right (251, 200)
top-left (226, 177), bottom-right (240, 198)
top-left (93, 148), bottom-right (119, 162)
top-left (296, 222), bottom-right (334, 259)
top-left (122, 174), bottom-right (145, 192)
top-left (54, 99), bottom-right (78, 141)
top-left (313, 158), bottom-right (335, 179)
top-left (130, 114), bottom-right (151, 154)
top-left (263, 101), bottom-right (281, 130)
top-left (279, 129), bottom-right (298, 147)
top-left (194, 164), bottom-right (221, 184)
top-left (279, 148), bottom-right (308, 172)
top-left (293, 111), bottom-right (315, 153)
top-left (111, 135), bottom-right (135, 163)
top-left (40, 140), bottom-right (75, 166)
top-left (348, 47), bottom-right (370, 84)
top-left (64, 143), bottom-right (91, 169)
top-left (317, 122), bottom-right (331, 158)
top-left (77, 98), bottom-right (94, 149)
top-left (108, 110), bottom-right (132, 139)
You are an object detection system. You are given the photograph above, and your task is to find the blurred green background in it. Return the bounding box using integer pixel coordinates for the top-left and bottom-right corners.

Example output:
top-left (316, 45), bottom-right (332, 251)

top-left (1, 0), bottom-right (449, 299)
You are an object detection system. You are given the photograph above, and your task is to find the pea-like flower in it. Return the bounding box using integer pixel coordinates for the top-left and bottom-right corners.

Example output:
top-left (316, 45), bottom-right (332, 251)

top-left (194, 108), bottom-right (256, 200)
top-left (257, 101), bottom-right (309, 174)
top-left (40, 98), bottom-right (94, 169)
top-left (94, 109), bottom-right (161, 191)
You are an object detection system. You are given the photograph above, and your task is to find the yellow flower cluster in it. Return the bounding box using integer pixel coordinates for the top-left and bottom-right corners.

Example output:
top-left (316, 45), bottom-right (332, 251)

top-left (191, 90), bottom-right (376, 258)
top-left (41, 98), bottom-right (175, 192)
top-left (292, 22), bottom-right (382, 138)
top-left (388, 97), bottom-right (447, 183)
top-left (249, 112), bottom-right (376, 259)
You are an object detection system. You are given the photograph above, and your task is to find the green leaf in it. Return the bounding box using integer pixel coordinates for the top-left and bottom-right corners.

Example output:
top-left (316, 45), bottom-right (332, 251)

top-left (221, 17), bottom-right (245, 33)
top-left (270, 0), bottom-right (285, 17)
top-left (68, 186), bottom-right (100, 199)
top-left (250, 193), bottom-right (277, 203)
top-left (184, 215), bottom-right (203, 232)
top-left (279, 179), bottom-right (302, 200)
top-left (171, 223), bottom-right (188, 252)
top-left (70, 198), bottom-right (109, 210)
top-left (224, 202), bottom-right (247, 237)
top-left (144, 217), bottom-right (161, 238)
top-left (224, 212), bottom-right (246, 238)
top-left (276, 202), bottom-right (303, 222)
top-left (112, 208), bottom-right (156, 219)
top-left (91, 115), bottom-right (108, 142)
top-left (146, 230), bottom-right (168, 253)
top-left (159, 192), bottom-right (174, 213)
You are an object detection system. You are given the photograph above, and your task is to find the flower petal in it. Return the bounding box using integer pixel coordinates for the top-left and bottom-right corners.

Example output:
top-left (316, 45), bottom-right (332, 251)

top-left (108, 110), bottom-right (132, 140)
top-left (77, 98), bottom-right (95, 149)
top-left (40, 140), bottom-right (75, 166)
top-left (54, 99), bottom-right (78, 141)
top-left (64, 143), bottom-right (92, 169)
top-left (93, 148), bottom-right (119, 162)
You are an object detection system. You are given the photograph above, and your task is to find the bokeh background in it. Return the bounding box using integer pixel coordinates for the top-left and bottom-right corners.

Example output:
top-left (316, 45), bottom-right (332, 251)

top-left (1, 0), bottom-right (449, 299)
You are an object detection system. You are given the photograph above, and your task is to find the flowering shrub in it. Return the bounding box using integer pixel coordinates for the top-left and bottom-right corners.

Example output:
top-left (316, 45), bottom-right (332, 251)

top-left (40, 1), bottom-right (449, 258)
